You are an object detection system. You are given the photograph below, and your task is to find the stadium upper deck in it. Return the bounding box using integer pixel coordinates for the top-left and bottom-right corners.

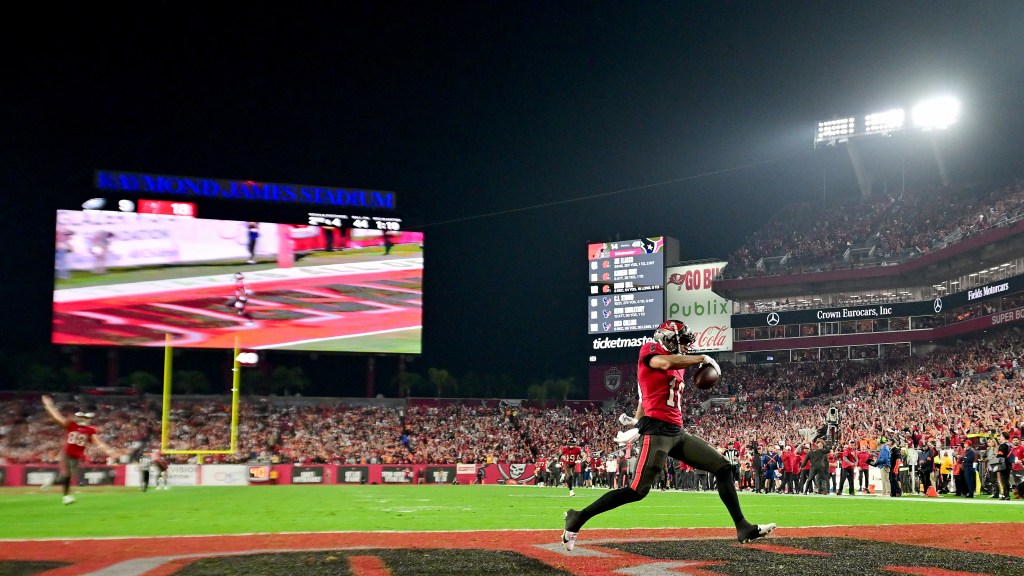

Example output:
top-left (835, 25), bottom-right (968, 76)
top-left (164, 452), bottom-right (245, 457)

top-left (713, 179), bottom-right (1024, 361)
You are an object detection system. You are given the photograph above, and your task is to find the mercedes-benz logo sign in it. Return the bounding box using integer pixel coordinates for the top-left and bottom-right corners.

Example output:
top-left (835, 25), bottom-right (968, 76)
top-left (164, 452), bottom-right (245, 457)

top-left (767, 312), bottom-right (780, 326)
top-left (933, 298), bottom-right (943, 313)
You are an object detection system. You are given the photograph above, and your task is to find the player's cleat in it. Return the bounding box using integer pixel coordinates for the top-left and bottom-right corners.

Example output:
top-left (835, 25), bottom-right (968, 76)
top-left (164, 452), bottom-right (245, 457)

top-left (737, 522), bottom-right (775, 543)
top-left (62, 495), bottom-right (76, 505)
top-left (562, 509), bottom-right (581, 551)
top-left (569, 489), bottom-right (575, 497)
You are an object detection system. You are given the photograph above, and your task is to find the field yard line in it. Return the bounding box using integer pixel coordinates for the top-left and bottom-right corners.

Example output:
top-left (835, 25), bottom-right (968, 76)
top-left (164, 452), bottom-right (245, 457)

top-left (1, 521), bottom-right (1017, 543)
top-left (81, 546), bottom-right (387, 576)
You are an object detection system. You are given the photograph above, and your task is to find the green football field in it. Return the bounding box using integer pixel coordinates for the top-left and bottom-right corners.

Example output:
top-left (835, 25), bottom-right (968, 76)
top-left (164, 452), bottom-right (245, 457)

top-left (2, 484), bottom-right (1021, 539)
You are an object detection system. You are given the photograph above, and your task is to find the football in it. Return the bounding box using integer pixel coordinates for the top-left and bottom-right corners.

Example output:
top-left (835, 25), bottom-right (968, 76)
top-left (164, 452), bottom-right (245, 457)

top-left (693, 364), bottom-right (720, 390)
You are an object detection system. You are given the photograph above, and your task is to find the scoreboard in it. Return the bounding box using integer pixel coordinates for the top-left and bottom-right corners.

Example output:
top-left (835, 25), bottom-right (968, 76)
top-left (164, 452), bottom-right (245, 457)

top-left (52, 170), bottom-right (423, 355)
top-left (587, 238), bottom-right (666, 335)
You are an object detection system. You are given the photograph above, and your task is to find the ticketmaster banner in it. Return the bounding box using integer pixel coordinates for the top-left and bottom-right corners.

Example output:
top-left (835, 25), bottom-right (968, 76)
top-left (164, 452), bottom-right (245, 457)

top-left (664, 262), bottom-right (732, 353)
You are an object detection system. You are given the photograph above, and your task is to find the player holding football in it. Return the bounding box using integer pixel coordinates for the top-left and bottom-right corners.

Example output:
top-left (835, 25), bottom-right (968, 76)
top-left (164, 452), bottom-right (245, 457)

top-left (41, 395), bottom-right (122, 504)
top-left (562, 320), bottom-right (775, 551)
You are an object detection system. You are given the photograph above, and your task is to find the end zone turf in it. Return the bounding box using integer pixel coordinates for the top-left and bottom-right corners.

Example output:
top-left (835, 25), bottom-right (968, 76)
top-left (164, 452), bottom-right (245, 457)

top-left (1, 526), bottom-right (1022, 576)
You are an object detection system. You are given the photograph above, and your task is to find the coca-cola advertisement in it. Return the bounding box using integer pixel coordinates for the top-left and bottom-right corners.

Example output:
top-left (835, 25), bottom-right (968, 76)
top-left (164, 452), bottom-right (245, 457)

top-left (664, 262), bottom-right (733, 353)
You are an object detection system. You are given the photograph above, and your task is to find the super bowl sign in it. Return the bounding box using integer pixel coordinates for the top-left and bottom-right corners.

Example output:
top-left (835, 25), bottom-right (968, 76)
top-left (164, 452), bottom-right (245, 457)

top-left (664, 262), bottom-right (732, 353)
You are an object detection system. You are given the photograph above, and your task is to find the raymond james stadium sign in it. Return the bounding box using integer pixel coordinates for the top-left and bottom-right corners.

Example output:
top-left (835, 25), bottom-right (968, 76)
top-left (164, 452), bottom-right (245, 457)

top-left (95, 170), bottom-right (396, 209)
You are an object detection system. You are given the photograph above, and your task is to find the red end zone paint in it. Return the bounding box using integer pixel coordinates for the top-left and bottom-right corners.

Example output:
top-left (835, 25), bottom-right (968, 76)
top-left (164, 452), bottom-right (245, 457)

top-left (349, 555), bottom-right (392, 576)
top-left (2, 525), bottom-right (1022, 576)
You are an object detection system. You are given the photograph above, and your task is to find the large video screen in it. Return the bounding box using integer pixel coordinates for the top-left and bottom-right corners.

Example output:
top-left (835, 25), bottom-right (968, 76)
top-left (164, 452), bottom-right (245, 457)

top-left (53, 209), bottom-right (423, 353)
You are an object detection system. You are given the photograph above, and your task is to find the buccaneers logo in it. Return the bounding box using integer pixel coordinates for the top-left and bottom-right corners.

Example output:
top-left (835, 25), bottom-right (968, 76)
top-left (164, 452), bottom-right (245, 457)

top-left (496, 463), bottom-right (535, 483)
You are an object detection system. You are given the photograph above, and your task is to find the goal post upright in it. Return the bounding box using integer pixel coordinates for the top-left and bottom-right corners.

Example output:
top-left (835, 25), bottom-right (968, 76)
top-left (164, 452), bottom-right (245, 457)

top-left (160, 333), bottom-right (243, 456)
top-left (161, 333), bottom-right (172, 452)
top-left (230, 335), bottom-right (241, 454)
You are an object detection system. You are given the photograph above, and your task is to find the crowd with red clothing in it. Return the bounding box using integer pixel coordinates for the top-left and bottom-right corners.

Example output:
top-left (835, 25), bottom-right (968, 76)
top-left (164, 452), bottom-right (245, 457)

top-left (2, 326), bottom-right (1023, 502)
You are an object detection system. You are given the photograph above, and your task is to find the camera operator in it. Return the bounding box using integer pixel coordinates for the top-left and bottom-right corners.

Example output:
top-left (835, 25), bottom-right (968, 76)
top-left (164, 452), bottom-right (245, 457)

top-left (825, 407), bottom-right (840, 441)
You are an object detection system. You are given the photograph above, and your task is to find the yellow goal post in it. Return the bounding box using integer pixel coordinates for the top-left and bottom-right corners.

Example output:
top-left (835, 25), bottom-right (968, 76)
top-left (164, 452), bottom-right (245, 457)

top-left (160, 334), bottom-right (242, 456)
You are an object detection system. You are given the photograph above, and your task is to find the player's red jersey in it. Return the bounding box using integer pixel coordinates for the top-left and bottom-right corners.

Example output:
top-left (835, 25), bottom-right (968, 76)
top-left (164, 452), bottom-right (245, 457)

top-left (841, 447), bottom-right (857, 469)
top-left (561, 446), bottom-right (582, 469)
top-left (857, 449), bottom-right (871, 470)
top-left (636, 341), bottom-right (684, 426)
top-left (1011, 445), bottom-right (1024, 471)
top-left (63, 421), bottom-right (97, 460)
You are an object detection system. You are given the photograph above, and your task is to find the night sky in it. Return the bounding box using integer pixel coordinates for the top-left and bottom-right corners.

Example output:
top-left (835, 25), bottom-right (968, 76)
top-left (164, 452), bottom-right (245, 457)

top-left (4, 3), bottom-right (1024, 393)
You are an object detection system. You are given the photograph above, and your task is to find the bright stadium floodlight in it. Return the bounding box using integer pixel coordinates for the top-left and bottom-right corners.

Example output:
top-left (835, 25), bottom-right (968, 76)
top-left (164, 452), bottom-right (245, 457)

top-left (863, 108), bottom-right (905, 134)
top-left (815, 117), bottom-right (856, 147)
top-left (912, 96), bottom-right (960, 130)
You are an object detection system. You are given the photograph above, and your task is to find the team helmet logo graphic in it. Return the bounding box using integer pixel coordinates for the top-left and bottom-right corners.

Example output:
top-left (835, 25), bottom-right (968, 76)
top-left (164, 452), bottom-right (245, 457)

top-left (604, 367), bottom-right (623, 391)
top-left (496, 463), bottom-right (534, 483)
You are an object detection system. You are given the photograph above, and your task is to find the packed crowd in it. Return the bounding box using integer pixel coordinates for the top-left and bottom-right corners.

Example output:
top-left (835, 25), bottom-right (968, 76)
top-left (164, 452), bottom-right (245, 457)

top-left (2, 330), bottom-right (1023, 477)
top-left (725, 180), bottom-right (1024, 277)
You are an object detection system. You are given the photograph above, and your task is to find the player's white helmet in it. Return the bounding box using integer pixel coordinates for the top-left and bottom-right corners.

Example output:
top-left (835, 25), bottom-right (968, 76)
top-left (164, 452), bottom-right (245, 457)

top-left (74, 411), bottom-right (95, 425)
top-left (234, 272), bottom-right (245, 280)
top-left (653, 320), bottom-right (695, 354)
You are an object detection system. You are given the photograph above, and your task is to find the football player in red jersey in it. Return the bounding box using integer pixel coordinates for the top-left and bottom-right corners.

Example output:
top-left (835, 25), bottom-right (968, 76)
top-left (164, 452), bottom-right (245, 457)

top-left (41, 395), bottom-right (122, 505)
top-left (561, 439), bottom-right (583, 496)
top-left (562, 320), bottom-right (775, 551)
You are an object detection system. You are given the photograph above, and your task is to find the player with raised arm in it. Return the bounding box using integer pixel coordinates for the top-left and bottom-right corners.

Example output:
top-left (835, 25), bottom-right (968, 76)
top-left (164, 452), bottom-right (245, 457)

top-left (41, 395), bottom-right (122, 504)
top-left (562, 320), bottom-right (775, 551)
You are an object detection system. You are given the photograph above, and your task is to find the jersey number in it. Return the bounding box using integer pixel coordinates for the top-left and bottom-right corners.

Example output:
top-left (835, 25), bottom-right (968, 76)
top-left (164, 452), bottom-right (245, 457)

top-left (66, 431), bottom-right (89, 447)
top-left (665, 378), bottom-right (686, 407)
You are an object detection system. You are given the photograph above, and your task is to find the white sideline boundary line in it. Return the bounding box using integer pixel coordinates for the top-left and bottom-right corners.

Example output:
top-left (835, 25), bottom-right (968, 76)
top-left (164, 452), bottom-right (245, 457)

top-left (252, 325), bottom-right (422, 349)
top-left (1, 520), bottom-right (1014, 543)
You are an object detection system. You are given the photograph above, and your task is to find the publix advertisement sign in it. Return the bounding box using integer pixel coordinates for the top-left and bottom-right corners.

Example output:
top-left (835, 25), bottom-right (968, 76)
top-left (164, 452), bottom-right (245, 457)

top-left (664, 262), bottom-right (732, 353)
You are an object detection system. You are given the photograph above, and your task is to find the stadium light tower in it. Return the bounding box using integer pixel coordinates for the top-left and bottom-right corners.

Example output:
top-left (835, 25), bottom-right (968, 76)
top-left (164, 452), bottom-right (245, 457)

top-left (815, 95), bottom-right (961, 195)
top-left (912, 96), bottom-right (961, 131)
